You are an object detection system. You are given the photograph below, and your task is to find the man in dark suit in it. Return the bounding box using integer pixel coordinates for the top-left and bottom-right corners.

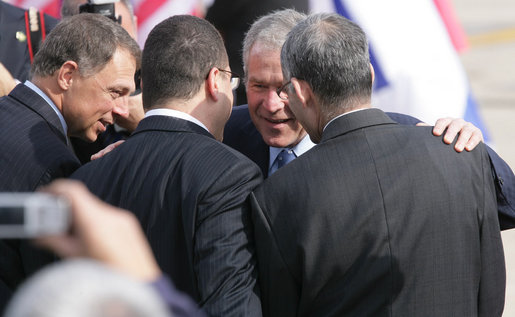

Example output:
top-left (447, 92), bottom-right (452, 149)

top-left (71, 15), bottom-right (262, 316)
top-left (0, 13), bottom-right (140, 310)
top-left (251, 12), bottom-right (505, 316)
top-left (223, 9), bottom-right (515, 229)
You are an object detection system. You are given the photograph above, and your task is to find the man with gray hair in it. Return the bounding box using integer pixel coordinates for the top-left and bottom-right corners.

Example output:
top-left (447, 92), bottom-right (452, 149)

top-left (0, 13), bottom-right (140, 310)
top-left (250, 12), bottom-right (505, 316)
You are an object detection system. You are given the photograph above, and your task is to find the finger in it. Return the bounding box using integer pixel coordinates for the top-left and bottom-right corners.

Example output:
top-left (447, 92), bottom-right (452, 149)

top-left (416, 122), bottom-right (429, 127)
top-left (453, 127), bottom-right (472, 152)
top-left (453, 123), bottom-right (484, 152)
top-left (441, 118), bottom-right (466, 144)
top-left (463, 127), bottom-right (484, 151)
top-left (90, 140), bottom-right (124, 161)
top-left (432, 117), bottom-right (454, 137)
top-left (34, 236), bottom-right (83, 258)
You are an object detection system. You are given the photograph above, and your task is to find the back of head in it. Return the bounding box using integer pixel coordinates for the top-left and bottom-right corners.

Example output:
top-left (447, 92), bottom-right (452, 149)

top-left (31, 13), bottom-right (141, 78)
top-left (4, 259), bottom-right (170, 317)
top-left (242, 9), bottom-right (307, 81)
top-left (281, 13), bottom-right (372, 113)
top-left (141, 15), bottom-right (228, 110)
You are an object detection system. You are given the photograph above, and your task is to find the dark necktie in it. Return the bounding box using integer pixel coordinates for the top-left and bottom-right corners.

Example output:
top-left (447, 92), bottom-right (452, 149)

top-left (277, 149), bottom-right (296, 169)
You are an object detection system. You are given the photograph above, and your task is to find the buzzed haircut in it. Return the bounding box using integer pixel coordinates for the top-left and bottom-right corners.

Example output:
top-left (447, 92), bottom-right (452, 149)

top-left (141, 15), bottom-right (229, 110)
top-left (31, 13), bottom-right (140, 78)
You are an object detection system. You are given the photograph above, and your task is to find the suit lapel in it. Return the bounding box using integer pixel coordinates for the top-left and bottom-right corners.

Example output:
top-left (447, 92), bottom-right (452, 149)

top-left (231, 105), bottom-right (269, 177)
top-left (9, 84), bottom-right (68, 144)
top-left (321, 108), bottom-right (398, 144)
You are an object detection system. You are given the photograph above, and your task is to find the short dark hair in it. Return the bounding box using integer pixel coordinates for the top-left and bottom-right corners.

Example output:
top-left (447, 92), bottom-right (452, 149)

top-left (141, 15), bottom-right (228, 109)
top-left (281, 13), bottom-right (372, 113)
top-left (31, 13), bottom-right (141, 78)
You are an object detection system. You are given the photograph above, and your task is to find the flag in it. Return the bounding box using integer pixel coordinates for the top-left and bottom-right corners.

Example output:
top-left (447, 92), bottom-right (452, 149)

top-left (310, 0), bottom-right (490, 141)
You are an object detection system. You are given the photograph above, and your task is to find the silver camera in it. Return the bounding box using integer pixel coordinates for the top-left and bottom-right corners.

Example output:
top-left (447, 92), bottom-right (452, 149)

top-left (0, 193), bottom-right (70, 238)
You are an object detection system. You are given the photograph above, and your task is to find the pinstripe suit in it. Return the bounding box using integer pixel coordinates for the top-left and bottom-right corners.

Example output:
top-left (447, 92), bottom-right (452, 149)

top-left (251, 108), bottom-right (505, 316)
top-left (0, 84), bottom-right (81, 309)
top-left (71, 114), bottom-right (263, 317)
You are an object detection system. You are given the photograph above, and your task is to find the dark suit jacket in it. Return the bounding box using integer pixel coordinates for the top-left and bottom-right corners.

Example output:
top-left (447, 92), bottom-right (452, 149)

top-left (71, 115), bottom-right (263, 317)
top-left (224, 104), bottom-right (515, 229)
top-left (251, 108), bottom-right (505, 317)
top-left (0, 2), bottom-right (59, 82)
top-left (0, 84), bottom-right (81, 310)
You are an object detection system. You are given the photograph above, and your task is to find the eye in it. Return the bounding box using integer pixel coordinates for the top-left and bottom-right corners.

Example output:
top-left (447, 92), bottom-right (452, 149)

top-left (109, 90), bottom-right (122, 99)
top-left (251, 83), bottom-right (266, 90)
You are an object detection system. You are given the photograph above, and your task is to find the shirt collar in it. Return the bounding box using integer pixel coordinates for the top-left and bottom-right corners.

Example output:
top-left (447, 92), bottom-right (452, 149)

top-left (24, 80), bottom-right (68, 135)
top-left (145, 108), bottom-right (210, 133)
top-left (268, 133), bottom-right (315, 171)
top-left (323, 108), bottom-right (368, 132)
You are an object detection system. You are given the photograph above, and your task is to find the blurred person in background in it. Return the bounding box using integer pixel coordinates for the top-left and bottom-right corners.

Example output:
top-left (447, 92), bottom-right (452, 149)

top-left (0, 2), bottom-right (58, 96)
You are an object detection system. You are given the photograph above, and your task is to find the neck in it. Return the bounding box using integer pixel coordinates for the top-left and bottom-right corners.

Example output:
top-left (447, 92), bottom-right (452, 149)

top-left (149, 94), bottom-right (222, 140)
top-left (30, 76), bottom-right (63, 112)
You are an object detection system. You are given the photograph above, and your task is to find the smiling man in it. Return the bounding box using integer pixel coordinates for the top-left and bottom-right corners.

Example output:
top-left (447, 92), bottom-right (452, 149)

top-left (0, 13), bottom-right (140, 310)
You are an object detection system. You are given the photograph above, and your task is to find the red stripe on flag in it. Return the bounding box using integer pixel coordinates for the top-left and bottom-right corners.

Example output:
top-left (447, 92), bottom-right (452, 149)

top-left (135, 0), bottom-right (168, 25)
top-left (433, 0), bottom-right (468, 52)
top-left (41, 0), bottom-right (61, 19)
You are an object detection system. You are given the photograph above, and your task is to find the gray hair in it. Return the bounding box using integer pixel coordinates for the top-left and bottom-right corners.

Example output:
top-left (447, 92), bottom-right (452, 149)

top-left (31, 13), bottom-right (141, 78)
top-left (4, 259), bottom-right (171, 317)
top-left (141, 15), bottom-right (228, 109)
top-left (61, 0), bottom-right (135, 22)
top-left (242, 9), bottom-right (306, 83)
top-left (281, 13), bottom-right (372, 114)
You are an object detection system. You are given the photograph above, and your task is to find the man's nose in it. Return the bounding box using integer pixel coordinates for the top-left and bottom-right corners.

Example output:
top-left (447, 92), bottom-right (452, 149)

top-left (112, 95), bottom-right (130, 118)
top-left (262, 88), bottom-right (286, 113)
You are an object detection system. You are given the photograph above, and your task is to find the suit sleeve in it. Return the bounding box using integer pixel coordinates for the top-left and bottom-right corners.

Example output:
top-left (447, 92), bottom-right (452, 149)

top-left (193, 159), bottom-right (263, 317)
top-left (386, 111), bottom-right (515, 230)
top-left (478, 145), bottom-right (505, 316)
top-left (485, 146), bottom-right (515, 230)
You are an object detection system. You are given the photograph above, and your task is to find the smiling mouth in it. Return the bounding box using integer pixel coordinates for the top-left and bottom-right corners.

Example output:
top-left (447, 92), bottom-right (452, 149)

top-left (265, 118), bottom-right (291, 124)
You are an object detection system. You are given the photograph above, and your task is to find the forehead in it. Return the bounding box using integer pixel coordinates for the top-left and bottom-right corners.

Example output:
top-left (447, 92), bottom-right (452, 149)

top-left (95, 48), bottom-right (136, 89)
top-left (247, 45), bottom-right (282, 82)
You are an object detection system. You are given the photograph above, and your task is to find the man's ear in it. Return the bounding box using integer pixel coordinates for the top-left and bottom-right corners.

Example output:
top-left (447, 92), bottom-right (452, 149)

top-left (57, 61), bottom-right (79, 91)
top-left (205, 67), bottom-right (221, 102)
top-left (291, 77), bottom-right (313, 108)
top-left (370, 63), bottom-right (375, 86)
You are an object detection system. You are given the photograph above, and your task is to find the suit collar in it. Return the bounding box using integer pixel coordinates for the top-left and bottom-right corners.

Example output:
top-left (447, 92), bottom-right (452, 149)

top-left (321, 108), bottom-right (397, 143)
top-left (9, 83), bottom-right (68, 144)
top-left (132, 115), bottom-right (215, 139)
top-left (230, 105), bottom-right (270, 177)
